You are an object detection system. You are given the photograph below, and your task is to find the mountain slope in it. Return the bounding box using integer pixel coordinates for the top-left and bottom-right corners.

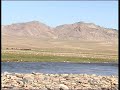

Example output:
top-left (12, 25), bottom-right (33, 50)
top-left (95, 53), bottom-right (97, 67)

top-left (54, 22), bottom-right (118, 41)
top-left (2, 21), bottom-right (56, 39)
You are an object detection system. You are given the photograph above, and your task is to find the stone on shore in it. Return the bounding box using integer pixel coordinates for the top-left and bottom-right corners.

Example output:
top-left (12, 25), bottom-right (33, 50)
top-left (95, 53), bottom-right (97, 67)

top-left (1, 73), bottom-right (118, 90)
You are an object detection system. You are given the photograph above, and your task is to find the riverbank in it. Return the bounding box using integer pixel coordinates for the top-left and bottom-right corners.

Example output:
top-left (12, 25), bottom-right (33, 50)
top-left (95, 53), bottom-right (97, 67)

top-left (2, 72), bottom-right (118, 90)
top-left (2, 49), bottom-right (118, 63)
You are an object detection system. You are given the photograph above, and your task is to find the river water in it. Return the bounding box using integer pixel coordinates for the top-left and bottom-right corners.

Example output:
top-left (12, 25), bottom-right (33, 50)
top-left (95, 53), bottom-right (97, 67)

top-left (1, 62), bottom-right (118, 76)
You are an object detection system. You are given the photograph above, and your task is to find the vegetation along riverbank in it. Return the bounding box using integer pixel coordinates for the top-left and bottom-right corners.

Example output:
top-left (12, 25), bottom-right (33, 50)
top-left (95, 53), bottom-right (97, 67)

top-left (2, 48), bottom-right (118, 63)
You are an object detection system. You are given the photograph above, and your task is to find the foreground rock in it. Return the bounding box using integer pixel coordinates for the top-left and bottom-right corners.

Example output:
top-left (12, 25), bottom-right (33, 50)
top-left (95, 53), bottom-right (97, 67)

top-left (1, 72), bottom-right (118, 90)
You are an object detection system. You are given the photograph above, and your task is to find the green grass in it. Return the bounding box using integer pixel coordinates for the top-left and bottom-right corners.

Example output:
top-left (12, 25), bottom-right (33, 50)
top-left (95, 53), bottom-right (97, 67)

top-left (2, 51), bottom-right (118, 63)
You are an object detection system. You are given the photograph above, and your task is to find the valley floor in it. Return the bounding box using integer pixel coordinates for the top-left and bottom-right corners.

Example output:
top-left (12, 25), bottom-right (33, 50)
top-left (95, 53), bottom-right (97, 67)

top-left (2, 40), bottom-right (118, 62)
top-left (2, 48), bottom-right (118, 63)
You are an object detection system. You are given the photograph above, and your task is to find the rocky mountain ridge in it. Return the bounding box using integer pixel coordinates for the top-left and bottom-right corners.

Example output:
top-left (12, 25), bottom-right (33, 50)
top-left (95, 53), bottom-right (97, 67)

top-left (2, 21), bottom-right (118, 41)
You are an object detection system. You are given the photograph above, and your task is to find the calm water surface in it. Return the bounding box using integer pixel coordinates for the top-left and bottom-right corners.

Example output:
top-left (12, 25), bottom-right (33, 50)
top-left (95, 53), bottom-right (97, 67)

top-left (1, 62), bottom-right (118, 76)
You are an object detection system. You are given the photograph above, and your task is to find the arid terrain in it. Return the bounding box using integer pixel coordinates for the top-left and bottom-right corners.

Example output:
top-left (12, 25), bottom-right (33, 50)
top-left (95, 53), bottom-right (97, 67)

top-left (2, 21), bottom-right (118, 62)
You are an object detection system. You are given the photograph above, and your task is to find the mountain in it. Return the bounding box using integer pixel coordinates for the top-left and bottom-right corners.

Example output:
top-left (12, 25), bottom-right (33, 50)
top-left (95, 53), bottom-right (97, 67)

top-left (2, 21), bottom-right (56, 39)
top-left (2, 21), bottom-right (118, 49)
top-left (54, 22), bottom-right (118, 41)
top-left (2, 21), bottom-right (118, 41)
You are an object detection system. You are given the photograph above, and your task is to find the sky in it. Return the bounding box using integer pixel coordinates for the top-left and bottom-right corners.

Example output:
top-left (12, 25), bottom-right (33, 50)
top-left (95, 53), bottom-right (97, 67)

top-left (2, 1), bottom-right (118, 29)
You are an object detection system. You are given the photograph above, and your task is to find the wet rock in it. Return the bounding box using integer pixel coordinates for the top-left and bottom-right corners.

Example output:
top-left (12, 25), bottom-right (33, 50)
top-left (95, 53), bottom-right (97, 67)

top-left (3, 72), bottom-right (10, 75)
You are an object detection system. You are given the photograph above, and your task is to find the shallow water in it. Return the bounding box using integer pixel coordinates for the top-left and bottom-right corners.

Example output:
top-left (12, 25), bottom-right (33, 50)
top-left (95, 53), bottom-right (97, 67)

top-left (1, 62), bottom-right (118, 76)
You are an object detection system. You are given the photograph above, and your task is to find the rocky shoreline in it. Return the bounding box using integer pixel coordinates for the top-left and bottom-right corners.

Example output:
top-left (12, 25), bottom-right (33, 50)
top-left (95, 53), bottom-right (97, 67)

top-left (1, 72), bottom-right (118, 90)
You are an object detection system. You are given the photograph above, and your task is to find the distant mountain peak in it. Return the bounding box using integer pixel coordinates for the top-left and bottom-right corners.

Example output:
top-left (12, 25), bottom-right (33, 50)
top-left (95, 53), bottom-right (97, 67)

top-left (9, 21), bottom-right (45, 26)
top-left (25, 21), bottom-right (40, 24)
top-left (76, 21), bottom-right (85, 24)
top-left (75, 21), bottom-right (95, 25)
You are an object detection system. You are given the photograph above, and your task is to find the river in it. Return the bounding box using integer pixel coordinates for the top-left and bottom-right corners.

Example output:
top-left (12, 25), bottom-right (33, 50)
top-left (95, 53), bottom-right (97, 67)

top-left (1, 62), bottom-right (118, 76)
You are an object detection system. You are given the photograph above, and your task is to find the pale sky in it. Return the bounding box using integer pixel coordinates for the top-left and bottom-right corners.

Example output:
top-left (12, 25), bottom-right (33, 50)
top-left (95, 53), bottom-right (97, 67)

top-left (2, 1), bottom-right (118, 29)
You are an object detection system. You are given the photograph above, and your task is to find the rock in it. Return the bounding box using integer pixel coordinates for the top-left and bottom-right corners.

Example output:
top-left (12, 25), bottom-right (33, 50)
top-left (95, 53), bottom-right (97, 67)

top-left (23, 75), bottom-right (34, 84)
top-left (45, 85), bottom-right (53, 90)
top-left (3, 72), bottom-right (10, 75)
top-left (88, 79), bottom-right (98, 85)
top-left (32, 72), bottom-right (37, 75)
top-left (23, 84), bottom-right (33, 89)
top-left (91, 74), bottom-right (96, 77)
top-left (15, 73), bottom-right (23, 78)
top-left (41, 87), bottom-right (48, 90)
top-left (78, 79), bottom-right (88, 84)
top-left (59, 84), bottom-right (69, 90)
top-left (1, 73), bottom-right (118, 90)
top-left (17, 80), bottom-right (24, 86)
top-left (2, 85), bottom-right (14, 89)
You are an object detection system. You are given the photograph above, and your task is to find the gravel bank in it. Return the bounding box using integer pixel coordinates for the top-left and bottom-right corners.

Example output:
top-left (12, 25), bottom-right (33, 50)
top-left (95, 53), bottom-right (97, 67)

top-left (1, 72), bottom-right (118, 90)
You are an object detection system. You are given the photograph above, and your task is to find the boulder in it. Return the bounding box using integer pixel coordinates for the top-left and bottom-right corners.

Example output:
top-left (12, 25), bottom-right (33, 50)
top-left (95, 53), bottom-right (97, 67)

top-left (59, 84), bottom-right (69, 90)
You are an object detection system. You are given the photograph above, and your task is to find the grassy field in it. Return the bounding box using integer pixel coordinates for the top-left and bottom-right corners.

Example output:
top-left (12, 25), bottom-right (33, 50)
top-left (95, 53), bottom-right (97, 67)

top-left (2, 49), bottom-right (118, 63)
top-left (2, 39), bottom-right (118, 63)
